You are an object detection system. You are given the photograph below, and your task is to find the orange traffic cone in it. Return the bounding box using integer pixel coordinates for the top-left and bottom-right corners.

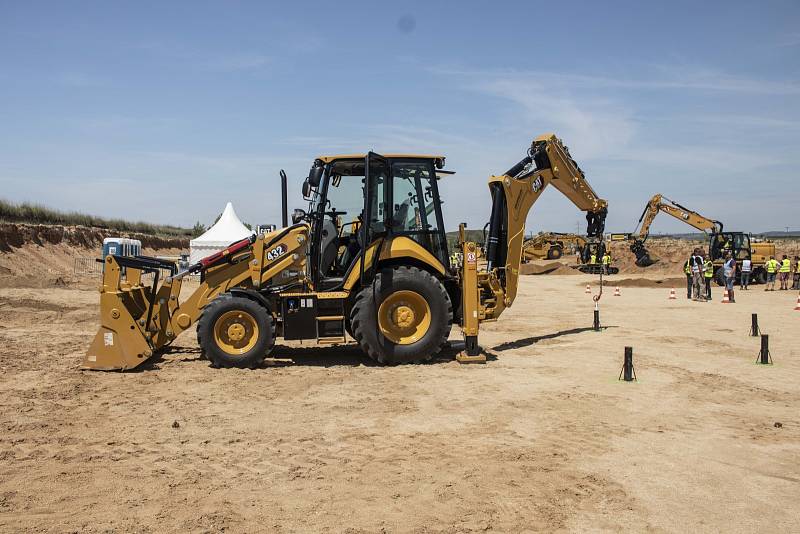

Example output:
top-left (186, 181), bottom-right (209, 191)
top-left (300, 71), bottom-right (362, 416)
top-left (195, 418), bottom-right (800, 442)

top-left (721, 289), bottom-right (731, 303)
top-left (614, 286), bottom-right (621, 296)
top-left (585, 284), bottom-right (591, 294)
top-left (669, 288), bottom-right (676, 300)
top-left (794, 294), bottom-right (800, 311)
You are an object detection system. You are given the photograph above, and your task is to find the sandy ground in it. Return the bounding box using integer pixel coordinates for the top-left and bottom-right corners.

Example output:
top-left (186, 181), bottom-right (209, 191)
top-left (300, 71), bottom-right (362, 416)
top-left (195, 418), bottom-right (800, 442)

top-left (1, 272), bottom-right (799, 533)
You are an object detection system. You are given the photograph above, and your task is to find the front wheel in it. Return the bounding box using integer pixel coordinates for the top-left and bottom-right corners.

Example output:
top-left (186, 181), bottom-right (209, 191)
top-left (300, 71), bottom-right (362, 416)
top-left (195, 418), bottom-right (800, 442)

top-left (547, 246), bottom-right (563, 260)
top-left (350, 266), bottom-right (452, 365)
top-left (197, 295), bottom-right (273, 369)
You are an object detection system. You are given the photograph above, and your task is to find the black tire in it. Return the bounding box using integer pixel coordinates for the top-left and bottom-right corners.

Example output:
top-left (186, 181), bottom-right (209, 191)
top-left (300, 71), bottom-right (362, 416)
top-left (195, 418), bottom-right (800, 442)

top-left (350, 266), bottom-right (452, 365)
top-left (754, 269), bottom-right (767, 285)
top-left (197, 295), bottom-right (273, 369)
top-left (547, 246), bottom-right (563, 260)
top-left (196, 293), bottom-right (233, 360)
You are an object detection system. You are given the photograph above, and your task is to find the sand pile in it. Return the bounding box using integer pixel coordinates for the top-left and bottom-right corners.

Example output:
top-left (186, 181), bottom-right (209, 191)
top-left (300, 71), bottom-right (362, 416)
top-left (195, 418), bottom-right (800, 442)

top-left (520, 260), bottom-right (581, 275)
top-left (590, 277), bottom-right (687, 288)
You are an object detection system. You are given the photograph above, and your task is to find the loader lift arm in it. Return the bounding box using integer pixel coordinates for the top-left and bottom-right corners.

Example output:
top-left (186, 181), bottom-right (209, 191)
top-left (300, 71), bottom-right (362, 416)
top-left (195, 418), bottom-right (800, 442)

top-left (459, 133), bottom-right (608, 360)
top-left (628, 194), bottom-right (723, 267)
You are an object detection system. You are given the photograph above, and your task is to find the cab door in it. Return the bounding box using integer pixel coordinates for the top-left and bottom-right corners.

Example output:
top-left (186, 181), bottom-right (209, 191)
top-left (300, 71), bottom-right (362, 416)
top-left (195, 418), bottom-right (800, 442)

top-left (358, 152), bottom-right (389, 284)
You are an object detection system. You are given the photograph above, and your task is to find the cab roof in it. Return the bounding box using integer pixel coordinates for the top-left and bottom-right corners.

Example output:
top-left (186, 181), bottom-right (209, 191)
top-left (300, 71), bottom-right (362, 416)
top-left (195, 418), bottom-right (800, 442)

top-left (315, 153), bottom-right (445, 164)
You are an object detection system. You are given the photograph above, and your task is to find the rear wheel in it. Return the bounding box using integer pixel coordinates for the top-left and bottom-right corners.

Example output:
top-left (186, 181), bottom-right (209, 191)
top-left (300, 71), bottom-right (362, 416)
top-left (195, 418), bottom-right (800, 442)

top-left (714, 268), bottom-right (725, 287)
top-left (197, 295), bottom-right (273, 369)
top-left (350, 266), bottom-right (452, 365)
top-left (547, 246), bottom-right (563, 260)
top-left (754, 269), bottom-right (767, 285)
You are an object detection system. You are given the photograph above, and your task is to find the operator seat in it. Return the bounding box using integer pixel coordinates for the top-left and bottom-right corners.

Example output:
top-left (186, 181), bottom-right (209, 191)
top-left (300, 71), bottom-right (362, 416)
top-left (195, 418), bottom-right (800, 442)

top-left (318, 218), bottom-right (339, 276)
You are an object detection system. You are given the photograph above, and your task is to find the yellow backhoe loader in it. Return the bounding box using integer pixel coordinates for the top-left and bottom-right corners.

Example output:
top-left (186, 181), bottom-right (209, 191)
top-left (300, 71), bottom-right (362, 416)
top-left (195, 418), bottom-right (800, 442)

top-left (626, 193), bottom-right (774, 284)
top-left (84, 134), bottom-right (608, 370)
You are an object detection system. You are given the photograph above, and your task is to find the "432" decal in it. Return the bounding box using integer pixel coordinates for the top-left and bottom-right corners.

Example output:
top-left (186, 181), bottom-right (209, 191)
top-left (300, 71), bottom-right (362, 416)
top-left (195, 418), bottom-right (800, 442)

top-left (267, 244), bottom-right (288, 261)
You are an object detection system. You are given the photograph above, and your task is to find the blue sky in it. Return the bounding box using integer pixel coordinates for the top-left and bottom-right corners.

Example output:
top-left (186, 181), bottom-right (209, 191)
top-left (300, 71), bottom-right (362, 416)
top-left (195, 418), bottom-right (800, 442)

top-left (1, 0), bottom-right (798, 234)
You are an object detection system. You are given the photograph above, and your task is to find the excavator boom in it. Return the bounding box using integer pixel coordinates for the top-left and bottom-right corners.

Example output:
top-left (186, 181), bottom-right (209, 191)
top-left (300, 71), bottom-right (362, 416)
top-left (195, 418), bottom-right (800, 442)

top-left (629, 193), bottom-right (723, 267)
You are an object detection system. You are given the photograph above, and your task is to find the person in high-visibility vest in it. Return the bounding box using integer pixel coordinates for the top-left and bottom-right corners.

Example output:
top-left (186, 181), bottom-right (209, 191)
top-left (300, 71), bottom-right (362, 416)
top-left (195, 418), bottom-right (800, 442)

top-left (684, 256), bottom-right (693, 299)
top-left (779, 254), bottom-right (792, 290)
top-left (601, 252), bottom-right (611, 275)
top-left (792, 255), bottom-right (800, 290)
top-left (740, 257), bottom-right (752, 290)
top-left (764, 256), bottom-right (779, 291)
top-left (704, 258), bottom-right (714, 300)
top-left (723, 251), bottom-right (737, 303)
top-left (589, 253), bottom-right (597, 265)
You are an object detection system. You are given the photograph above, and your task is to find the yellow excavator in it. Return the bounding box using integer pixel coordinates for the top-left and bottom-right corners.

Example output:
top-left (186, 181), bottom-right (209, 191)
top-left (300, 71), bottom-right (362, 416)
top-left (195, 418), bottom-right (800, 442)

top-left (627, 193), bottom-right (774, 284)
top-left (84, 133), bottom-right (608, 370)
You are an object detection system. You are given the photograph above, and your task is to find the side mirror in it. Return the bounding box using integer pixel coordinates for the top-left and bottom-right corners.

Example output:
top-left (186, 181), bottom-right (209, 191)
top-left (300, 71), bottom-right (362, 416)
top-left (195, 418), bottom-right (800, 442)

top-left (307, 165), bottom-right (324, 187)
top-left (292, 209), bottom-right (307, 224)
top-left (302, 180), bottom-right (312, 198)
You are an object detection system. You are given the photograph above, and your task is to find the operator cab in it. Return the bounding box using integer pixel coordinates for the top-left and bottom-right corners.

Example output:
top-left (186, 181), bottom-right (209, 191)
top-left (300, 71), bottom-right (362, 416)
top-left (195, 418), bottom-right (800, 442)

top-left (299, 153), bottom-right (450, 290)
top-left (709, 232), bottom-right (750, 262)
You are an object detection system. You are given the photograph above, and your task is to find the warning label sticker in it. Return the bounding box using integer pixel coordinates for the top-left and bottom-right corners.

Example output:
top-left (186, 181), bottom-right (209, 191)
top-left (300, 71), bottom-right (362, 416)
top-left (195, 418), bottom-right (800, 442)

top-left (104, 332), bottom-right (114, 346)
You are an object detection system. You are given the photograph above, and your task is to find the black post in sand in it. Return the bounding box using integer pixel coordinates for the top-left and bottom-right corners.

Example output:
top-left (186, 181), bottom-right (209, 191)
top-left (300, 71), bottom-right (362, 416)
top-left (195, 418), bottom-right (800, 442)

top-left (756, 335), bottom-right (773, 365)
top-left (749, 313), bottom-right (760, 337)
top-left (593, 302), bottom-right (601, 331)
top-left (618, 346), bottom-right (636, 382)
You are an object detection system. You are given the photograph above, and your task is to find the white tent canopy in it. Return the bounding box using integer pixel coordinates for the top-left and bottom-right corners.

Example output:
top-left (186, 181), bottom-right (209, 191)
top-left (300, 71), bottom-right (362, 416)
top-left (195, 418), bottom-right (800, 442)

top-left (189, 202), bottom-right (253, 264)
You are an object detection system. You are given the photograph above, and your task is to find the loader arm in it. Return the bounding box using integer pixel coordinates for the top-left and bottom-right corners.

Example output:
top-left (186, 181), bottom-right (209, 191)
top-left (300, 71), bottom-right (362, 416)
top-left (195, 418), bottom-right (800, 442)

top-left (629, 194), bottom-right (723, 267)
top-left (458, 134), bottom-right (608, 360)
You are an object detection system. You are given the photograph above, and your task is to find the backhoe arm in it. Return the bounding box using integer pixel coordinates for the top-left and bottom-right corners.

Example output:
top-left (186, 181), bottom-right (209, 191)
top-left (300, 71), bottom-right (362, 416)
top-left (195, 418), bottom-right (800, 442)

top-left (630, 194), bottom-right (723, 267)
top-left (458, 134), bottom-right (608, 361)
top-left (482, 133), bottom-right (607, 305)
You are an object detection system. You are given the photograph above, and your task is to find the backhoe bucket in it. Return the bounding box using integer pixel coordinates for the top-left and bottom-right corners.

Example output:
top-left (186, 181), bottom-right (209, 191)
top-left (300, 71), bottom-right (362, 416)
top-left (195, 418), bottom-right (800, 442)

top-left (83, 255), bottom-right (177, 371)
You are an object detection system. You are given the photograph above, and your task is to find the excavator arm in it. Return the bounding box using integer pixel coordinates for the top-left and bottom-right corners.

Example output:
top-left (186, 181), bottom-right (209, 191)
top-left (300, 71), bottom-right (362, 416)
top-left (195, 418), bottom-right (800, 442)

top-left (458, 133), bottom-right (608, 361)
top-left (629, 194), bottom-right (723, 267)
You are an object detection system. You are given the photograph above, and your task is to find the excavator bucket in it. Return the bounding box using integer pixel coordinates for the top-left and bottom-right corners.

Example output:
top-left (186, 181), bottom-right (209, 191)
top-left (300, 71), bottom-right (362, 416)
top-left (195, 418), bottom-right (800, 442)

top-left (83, 255), bottom-right (177, 371)
top-left (630, 240), bottom-right (657, 268)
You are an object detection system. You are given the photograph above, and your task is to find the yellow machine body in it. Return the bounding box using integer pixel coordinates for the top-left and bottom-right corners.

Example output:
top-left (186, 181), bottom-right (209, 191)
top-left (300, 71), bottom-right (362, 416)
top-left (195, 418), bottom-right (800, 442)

top-left (85, 134), bottom-right (610, 370)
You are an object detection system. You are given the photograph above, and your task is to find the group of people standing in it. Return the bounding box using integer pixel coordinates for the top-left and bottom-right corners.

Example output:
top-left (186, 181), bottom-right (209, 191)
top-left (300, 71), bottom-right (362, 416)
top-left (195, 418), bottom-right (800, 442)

top-left (684, 251), bottom-right (800, 301)
top-left (683, 248), bottom-right (735, 302)
top-left (764, 255), bottom-right (800, 291)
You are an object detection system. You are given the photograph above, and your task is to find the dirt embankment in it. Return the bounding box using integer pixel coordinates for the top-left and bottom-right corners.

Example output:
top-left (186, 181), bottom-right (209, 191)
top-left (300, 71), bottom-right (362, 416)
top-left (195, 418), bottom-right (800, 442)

top-left (0, 223), bottom-right (188, 253)
top-left (0, 223), bottom-right (187, 288)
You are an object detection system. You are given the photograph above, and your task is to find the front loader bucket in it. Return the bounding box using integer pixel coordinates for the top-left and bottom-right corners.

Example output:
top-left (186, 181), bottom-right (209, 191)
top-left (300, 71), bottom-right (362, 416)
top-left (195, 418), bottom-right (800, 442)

top-left (83, 255), bottom-right (179, 371)
top-left (83, 291), bottom-right (154, 370)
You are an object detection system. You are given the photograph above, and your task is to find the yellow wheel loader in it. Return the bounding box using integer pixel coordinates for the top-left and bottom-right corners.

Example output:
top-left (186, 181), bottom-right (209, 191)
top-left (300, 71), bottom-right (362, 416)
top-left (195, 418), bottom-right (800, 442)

top-left (522, 232), bottom-right (586, 261)
top-left (84, 134), bottom-right (609, 370)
